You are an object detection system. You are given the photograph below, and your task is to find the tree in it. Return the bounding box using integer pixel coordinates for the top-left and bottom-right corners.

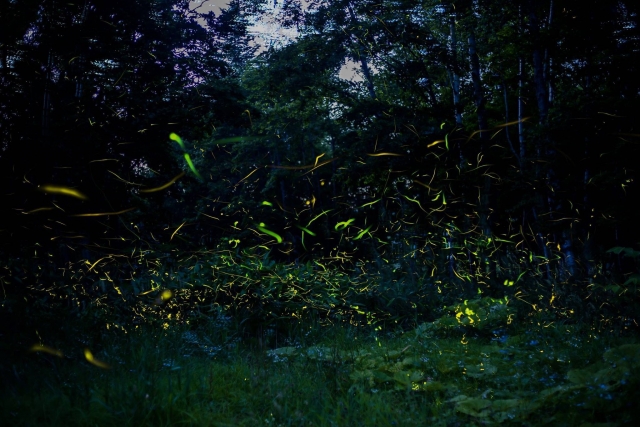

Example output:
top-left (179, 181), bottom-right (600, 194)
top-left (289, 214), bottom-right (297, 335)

top-left (0, 0), bottom-right (249, 257)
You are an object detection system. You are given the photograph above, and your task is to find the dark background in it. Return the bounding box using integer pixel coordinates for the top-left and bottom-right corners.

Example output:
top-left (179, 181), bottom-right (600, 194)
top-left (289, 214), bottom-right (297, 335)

top-left (1, 0), bottom-right (639, 336)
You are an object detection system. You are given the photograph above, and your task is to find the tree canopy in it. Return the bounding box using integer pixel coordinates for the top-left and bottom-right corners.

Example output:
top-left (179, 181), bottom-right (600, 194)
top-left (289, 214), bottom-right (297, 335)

top-left (1, 0), bottom-right (639, 332)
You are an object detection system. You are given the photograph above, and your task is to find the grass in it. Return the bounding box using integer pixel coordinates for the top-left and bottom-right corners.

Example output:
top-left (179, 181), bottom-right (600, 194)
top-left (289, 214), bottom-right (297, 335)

top-left (2, 308), bottom-right (640, 427)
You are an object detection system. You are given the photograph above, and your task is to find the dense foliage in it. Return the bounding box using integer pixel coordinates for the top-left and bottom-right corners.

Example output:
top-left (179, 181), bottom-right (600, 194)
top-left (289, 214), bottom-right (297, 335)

top-left (2, 0), bottom-right (639, 328)
top-left (1, 1), bottom-right (640, 424)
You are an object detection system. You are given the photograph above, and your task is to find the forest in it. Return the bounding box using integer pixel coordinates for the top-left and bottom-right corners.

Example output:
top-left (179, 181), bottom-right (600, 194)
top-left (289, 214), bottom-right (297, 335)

top-left (1, 0), bottom-right (640, 425)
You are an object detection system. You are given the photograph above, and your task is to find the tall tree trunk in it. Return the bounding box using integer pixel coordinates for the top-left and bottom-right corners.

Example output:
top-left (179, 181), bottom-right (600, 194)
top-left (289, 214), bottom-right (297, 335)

top-left (467, 30), bottom-right (492, 239)
top-left (529, 1), bottom-right (577, 277)
top-left (544, 0), bottom-right (555, 104)
top-left (330, 136), bottom-right (337, 205)
top-left (502, 74), bottom-right (522, 168)
top-left (420, 71), bottom-right (437, 107)
top-left (582, 160), bottom-right (595, 278)
top-left (42, 50), bottom-right (53, 139)
top-left (468, 31), bottom-right (488, 141)
top-left (518, 58), bottom-right (526, 162)
top-left (1, 44), bottom-right (7, 81)
top-left (449, 12), bottom-right (463, 126)
top-left (528, 2), bottom-right (549, 124)
top-left (274, 148), bottom-right (288, 210)
top-left (73, 1), bottom-right (91, 99)
top-left (40, 0), bottom-right (58, 141)
top-left (347, 2), bottom-right (376, 100)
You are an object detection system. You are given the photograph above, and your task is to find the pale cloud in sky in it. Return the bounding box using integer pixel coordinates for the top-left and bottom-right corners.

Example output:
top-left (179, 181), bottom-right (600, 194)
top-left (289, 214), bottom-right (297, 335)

top-left (189, 1), bottom-right (361, 81)
top-left (190, 1), bottom-right (229, 16)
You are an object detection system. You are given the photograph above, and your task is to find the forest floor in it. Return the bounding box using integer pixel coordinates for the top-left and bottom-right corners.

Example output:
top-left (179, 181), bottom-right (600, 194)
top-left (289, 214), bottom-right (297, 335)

top-left (1, 312), bottom-right (639, 427)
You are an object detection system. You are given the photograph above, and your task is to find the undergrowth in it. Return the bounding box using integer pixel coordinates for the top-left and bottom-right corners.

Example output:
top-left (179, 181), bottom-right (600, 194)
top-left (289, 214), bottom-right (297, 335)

top-left (1, 300), bottom-right (639, 426)
top-left (1, 246), bottom-right (639, 426)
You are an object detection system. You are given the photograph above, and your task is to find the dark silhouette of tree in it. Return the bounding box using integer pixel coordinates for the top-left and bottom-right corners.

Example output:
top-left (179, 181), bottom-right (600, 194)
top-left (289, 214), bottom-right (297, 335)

top-left (0, 0), bottom-right (252, 257)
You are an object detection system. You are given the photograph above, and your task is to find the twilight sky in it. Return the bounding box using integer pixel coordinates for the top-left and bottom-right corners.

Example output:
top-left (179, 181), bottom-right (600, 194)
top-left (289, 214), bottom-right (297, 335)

top-left (189, 1), bottom-right (361, 81)
top-left (190, 0), bottom-right (229, 16)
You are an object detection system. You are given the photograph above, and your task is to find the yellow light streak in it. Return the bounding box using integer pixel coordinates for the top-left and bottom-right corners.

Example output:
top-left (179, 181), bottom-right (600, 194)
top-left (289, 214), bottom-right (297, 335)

top-left (72, 208), bottom-right (135, 217)
top-left (40, 185), bottom-right (88, 200)
top-left (23, 207), bottom-right (54, 214)
top-left (140, 172), bottom-right (185, 193)
top-left (30, 344), bottom-right (63, 357)
top-left (302, 158), bottom-right (337, 176)
top-left (412, 179), bottom-right (438, 192)
top-left (84, 348), bottom-right (110, 369)
top-left (107, 170), bottom-right (140, 186)
top-left (170, 221), bottom-right (186, 240)
top-left (366, 152), bottom-right (403, 157)
top-left (87, 256), bottom-right (111, 272)
top-left (235, 167), bottom-right (261, 186)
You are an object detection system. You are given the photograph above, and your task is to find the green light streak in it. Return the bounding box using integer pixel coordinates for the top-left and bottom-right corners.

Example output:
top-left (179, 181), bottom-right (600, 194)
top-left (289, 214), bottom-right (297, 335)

top-left (335, 218), bottom-right (355, 231)
top-left (169, 133), bottom-right (185, 150)
top-left (353, 225), bottom-right (372, 240)
top-left (183, 153), bottom-right (202, 179)
top-left (360, 199), bottom-right (381, 208)
top-left (296, 224), bottom-right (316, 236)
top-left (307, 209), bottom-right (332, 226)
top-left (257, 222), bottom-right (283, 243)
top-left (402, 194), bottom-right (427, 212)
top-left (170, 133), bottom-right (201, 178)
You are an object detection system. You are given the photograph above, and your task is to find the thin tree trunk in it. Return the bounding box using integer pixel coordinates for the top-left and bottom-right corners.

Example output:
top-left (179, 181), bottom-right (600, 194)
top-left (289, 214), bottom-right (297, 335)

top-left (582, 140), bottom-right (595, 276)
top-left (347, 2), bottom-right (376, 100)
top-left (467, 30), bottom-right (492, 239)
top-left (528, 2), bottom-right (549, 124)
top-left (449, 12), bottom-right (463, 126)
top-left (518, 58), bottom-right (526, 162)
top-left (544, 0), bottom-right (555, 104)
top-left (502, 75), bottom-right (522, 168)
top-left (274, 148), bottom-right (287, 210)
top-left (42, 50), bottom-right (53, 138)
top-left (420, 71), bottom-right (437, 107)
top-left (73, 0), bottom-right (90, 99)
top-left (531, 207), bottom-right (552, 279)
top-left (330, 136), bottom-right (337, 205)
top-left (468, 31), bottom-right (488, 140)
top-left (1, 45), bottom-right (7, 81)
